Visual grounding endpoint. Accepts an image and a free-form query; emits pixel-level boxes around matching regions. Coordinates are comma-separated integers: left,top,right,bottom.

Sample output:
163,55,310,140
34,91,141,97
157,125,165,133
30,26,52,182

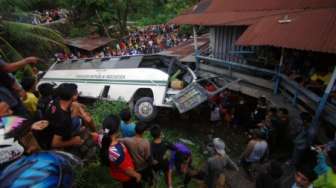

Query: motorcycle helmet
0,116,82,188
0,151,81,188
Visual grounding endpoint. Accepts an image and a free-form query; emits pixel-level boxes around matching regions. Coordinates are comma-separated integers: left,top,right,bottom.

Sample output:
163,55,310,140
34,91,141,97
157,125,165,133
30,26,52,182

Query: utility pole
274,48,285,94
310,66,336,140
193,25,200,71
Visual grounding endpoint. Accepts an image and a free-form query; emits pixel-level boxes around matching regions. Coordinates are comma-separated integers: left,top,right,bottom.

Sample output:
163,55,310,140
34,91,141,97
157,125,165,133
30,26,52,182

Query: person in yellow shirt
20,77,38,117
313,146,336,188
307,69,332,95
310,71,332,86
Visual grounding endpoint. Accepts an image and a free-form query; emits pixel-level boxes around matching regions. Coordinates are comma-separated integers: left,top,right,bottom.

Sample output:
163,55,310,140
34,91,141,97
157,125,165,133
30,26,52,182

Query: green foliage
68,25,92,38
135,0,198,26
0,36,23,61
87,100,129,129
58,0,198,36
0,0,58,14
0,0,68,62
1,21,67,60
75,162,120,188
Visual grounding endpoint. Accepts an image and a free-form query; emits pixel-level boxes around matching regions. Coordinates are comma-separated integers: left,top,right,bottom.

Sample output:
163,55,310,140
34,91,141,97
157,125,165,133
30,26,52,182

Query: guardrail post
274,48,285,95
273,66,282,94
193,26,200,72
292,87,299,106
310,66,336,141
195,50,200,72
229,62,233,77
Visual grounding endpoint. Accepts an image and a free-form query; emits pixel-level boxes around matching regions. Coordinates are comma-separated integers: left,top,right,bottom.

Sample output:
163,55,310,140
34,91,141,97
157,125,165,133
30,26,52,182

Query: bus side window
101,85,110,98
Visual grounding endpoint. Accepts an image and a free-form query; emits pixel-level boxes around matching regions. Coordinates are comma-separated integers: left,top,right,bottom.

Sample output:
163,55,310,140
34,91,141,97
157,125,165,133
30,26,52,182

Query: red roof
236,9,336,54
207,0,336,12
170,10,300,26
170,0,336,26
170,0,336,54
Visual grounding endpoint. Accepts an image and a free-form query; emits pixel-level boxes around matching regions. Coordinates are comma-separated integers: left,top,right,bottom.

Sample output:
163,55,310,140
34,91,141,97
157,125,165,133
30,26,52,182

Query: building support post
193,25,200,71
274,48,285,94
310,66,336,136
292,87,299,106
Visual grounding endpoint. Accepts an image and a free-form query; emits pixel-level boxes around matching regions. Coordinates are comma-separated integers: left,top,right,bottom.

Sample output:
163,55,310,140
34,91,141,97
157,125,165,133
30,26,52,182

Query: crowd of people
55,24,189,61
0,56,335,188
207,86,336,188
280,51,335,102
110,24,187,56
32,9,68,25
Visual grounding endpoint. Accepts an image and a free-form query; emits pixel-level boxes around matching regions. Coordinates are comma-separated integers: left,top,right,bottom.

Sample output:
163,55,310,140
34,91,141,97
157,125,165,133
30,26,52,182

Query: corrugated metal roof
170,0,336,54
170,10,300,26
208,0,336,12
236,9,336,54
170,0,336,26
66,36,112,51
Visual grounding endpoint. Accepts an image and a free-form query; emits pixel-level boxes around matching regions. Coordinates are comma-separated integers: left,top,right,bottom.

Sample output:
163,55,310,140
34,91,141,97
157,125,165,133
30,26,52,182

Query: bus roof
52,55,143,70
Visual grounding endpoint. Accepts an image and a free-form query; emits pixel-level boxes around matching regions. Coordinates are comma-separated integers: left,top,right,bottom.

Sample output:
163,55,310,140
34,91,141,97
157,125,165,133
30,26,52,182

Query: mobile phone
311,146,317,151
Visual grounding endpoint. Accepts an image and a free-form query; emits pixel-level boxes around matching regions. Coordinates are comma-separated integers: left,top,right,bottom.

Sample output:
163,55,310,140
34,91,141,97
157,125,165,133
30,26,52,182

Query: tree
58,0,139,36
0,0,67,62
0,20,67,61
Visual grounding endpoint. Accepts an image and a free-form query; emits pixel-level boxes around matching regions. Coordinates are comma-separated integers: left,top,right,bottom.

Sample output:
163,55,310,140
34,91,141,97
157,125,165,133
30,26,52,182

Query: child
169,142,193,188
120,122,152,184
313,146,336,188
119,108,136,137
150,125,174,187
94,114,141,188
20,77,38,117
292,165,317,188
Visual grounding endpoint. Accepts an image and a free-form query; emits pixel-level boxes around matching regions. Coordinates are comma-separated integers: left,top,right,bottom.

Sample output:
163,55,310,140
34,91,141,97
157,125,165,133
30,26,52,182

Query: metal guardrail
197,55,336,127
198,55,276,76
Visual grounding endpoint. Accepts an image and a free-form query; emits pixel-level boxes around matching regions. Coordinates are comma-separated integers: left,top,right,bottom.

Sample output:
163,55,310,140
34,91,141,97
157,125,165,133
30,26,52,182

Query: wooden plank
281,75,320,102
280,81,318,110
199,55,276,75
198,71,272,99
199,62,336,127
200,64,274,90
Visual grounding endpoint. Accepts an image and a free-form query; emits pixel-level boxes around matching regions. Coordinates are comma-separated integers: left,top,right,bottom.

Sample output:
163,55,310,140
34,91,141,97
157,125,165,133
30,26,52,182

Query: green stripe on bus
41,78,168,86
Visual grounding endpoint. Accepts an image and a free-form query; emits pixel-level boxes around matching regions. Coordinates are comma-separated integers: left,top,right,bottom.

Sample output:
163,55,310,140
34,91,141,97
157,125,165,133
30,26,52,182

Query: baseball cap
213,138,226,156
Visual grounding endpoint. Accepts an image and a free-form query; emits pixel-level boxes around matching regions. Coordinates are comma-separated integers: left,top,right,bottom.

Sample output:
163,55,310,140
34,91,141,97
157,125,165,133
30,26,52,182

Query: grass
76,101,206,188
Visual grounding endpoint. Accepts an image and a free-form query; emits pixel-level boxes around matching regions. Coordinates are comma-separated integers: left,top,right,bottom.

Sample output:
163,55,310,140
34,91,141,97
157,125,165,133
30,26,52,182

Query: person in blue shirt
119,108,136,137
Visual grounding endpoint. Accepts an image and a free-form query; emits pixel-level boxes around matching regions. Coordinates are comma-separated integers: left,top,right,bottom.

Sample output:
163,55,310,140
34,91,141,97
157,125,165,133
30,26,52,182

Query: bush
75,162,119,188
87,100,129,129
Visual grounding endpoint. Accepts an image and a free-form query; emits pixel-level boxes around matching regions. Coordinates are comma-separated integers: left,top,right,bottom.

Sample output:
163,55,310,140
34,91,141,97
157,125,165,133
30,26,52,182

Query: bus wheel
134,97,157,122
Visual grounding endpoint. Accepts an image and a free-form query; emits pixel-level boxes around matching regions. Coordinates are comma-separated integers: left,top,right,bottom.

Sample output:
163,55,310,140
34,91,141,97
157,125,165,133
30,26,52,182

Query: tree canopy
0,0,198,61
57,0,198,36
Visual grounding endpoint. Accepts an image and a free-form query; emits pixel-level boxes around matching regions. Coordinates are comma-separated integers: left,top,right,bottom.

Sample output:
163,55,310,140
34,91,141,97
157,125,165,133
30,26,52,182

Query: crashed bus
39,55,239,121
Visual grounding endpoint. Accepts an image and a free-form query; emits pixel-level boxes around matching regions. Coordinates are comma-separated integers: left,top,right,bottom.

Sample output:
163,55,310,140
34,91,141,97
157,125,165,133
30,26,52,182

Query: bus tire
134,97,157,122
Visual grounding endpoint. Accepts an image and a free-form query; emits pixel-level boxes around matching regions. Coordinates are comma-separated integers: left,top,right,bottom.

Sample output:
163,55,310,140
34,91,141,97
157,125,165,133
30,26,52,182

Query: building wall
209,26,248,60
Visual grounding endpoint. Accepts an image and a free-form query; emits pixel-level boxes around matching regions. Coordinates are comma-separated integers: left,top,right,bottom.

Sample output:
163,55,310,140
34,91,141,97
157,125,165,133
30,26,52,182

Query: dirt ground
154,102,295,188
154,106,257,188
